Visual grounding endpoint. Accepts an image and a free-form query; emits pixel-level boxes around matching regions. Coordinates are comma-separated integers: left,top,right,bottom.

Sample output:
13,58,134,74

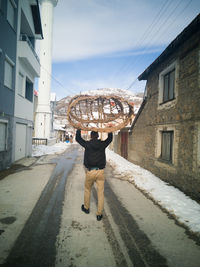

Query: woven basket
67,94,134,132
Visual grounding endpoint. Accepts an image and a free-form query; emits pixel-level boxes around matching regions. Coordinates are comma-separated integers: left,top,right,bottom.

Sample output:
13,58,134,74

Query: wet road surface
1,146,200,266
98,180,168,266
1,147,78,267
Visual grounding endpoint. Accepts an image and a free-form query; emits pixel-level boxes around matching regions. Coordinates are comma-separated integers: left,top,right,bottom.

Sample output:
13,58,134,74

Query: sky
39,0,200,100
32,143,200,235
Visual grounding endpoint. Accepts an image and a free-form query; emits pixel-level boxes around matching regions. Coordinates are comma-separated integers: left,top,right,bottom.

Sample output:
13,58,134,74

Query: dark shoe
81,204,90,214
96,215,103,221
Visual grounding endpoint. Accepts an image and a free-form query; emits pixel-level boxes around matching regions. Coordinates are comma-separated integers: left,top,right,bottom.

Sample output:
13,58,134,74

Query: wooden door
121,132,128,159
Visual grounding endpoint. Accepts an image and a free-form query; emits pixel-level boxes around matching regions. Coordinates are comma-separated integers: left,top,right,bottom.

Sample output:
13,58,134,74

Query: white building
14,0,43,161
34,0,58,139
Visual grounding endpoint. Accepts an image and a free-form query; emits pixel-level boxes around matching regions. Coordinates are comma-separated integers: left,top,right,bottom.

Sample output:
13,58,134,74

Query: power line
125,0,193,90
37,0,194,96
124,0,183,86
110,0,174,82
150,0,193,45
39,64,78,96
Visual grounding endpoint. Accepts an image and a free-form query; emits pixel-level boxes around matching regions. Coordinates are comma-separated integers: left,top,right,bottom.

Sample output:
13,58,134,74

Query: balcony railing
20,34,40,63
32,138,47,146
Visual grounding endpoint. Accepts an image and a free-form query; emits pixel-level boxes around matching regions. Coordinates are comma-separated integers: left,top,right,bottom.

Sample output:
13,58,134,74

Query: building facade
14,0,43,162
0,0,18,170
0,0,43,170
128,14,200,200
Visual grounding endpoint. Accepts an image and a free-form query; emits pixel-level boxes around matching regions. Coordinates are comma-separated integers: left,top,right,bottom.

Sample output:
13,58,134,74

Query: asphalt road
1,145,200,267
1,147,78,267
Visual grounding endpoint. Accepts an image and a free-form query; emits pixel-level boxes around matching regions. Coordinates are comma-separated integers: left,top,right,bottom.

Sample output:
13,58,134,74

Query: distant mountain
54,88,144,130
55,88,143,116
54,95,71,116
82,88,143,103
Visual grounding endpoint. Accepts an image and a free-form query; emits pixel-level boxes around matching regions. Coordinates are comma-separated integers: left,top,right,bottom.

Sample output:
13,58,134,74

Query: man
76,129,113,221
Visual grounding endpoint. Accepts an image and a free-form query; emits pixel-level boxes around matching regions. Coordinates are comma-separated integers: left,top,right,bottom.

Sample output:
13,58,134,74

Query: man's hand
76,123,81,130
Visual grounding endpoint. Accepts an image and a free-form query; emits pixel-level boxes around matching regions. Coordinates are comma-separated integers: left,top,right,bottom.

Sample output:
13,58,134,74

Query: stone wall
128,32,200,201
113,134,121,155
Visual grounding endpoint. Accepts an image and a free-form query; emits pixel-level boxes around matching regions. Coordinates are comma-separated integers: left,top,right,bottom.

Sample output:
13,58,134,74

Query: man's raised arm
75,129,86,147
103,132,113,147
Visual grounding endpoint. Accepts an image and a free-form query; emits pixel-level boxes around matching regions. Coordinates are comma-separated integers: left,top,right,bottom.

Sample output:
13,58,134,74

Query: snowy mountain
54,95,71,116
55,88,143,115
54,88,143,126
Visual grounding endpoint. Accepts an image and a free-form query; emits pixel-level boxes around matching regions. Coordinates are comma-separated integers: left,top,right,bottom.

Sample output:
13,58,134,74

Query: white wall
13,0,41,161
14,0,42,119
15,59,35,121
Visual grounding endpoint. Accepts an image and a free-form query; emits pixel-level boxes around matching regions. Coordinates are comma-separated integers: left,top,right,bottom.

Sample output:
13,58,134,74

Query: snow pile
53,122,65,131
31,142,200,235
32,142,71,157
106,149,200,235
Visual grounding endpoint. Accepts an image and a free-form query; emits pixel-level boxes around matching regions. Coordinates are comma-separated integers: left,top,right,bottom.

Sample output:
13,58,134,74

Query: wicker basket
67,94,134,132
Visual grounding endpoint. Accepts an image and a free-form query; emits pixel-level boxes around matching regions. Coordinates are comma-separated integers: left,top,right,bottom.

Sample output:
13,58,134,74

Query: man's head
91,131,99,140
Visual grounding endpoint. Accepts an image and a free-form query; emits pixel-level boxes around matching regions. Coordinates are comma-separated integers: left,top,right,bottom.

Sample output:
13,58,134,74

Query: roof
138,13,200,81
130,97,147,131
53,123,66,131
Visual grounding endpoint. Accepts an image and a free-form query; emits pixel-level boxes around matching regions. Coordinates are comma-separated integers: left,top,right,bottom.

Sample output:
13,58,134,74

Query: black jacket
76,130,113,169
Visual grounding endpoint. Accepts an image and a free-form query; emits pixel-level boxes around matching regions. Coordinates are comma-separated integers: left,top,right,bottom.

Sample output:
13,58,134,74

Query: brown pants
84,169,105,215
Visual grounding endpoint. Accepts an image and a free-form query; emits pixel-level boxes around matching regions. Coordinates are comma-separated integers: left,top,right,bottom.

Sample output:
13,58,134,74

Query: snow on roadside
31,143,200,235
32,142,71,157
106,149,200,235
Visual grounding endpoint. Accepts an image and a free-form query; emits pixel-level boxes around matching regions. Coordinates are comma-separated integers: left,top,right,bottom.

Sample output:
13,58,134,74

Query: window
163,69,175,103
25,78,33,102
4,57,14,89
18,72,25,96
0,121,8,151
7,0,16,29
196,122,200,169
161,131,173,162
158,61,177,108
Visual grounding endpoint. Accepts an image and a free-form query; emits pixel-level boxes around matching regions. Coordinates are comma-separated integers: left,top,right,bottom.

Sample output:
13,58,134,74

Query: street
0,145,200,267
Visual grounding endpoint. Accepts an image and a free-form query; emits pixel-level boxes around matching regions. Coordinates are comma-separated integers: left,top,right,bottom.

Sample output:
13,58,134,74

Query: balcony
18,34,40,77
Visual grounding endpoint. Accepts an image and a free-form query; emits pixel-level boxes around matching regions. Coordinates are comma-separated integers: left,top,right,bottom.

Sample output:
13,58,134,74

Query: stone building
128,14,200,200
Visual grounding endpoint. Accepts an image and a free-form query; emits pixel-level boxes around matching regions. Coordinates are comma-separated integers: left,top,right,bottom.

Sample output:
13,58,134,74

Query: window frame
18,71,25,97
155,125,178,169
0,0,2,12
4,55,15,90
7,0,16,29
158,61,178,109
163,69,175,103
0,120,8,152
193,122,200,172
198,124,200,169
25,77,33,102
161,131,174,163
